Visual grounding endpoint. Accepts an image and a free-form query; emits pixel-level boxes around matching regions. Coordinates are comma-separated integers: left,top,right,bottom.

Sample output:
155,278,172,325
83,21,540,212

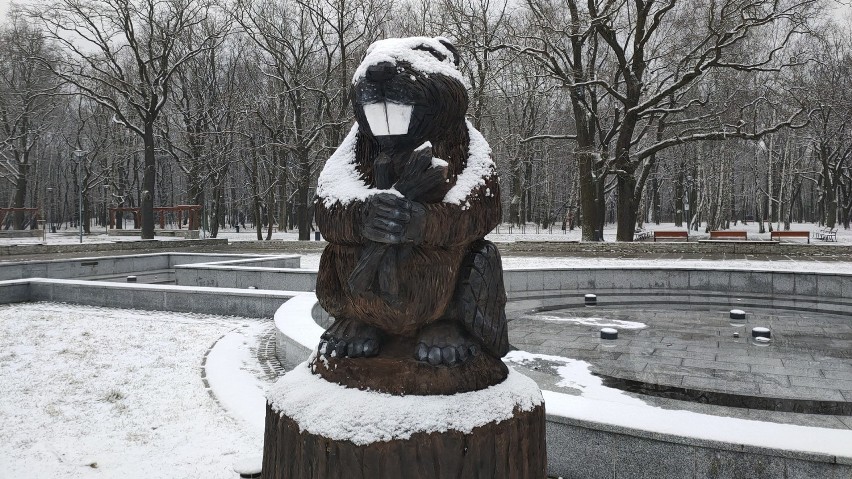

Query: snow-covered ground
0,303,265,478
3,221,848,246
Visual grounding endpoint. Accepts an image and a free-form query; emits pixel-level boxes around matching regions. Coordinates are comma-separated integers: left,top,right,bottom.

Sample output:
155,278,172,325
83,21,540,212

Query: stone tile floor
509,303,852,427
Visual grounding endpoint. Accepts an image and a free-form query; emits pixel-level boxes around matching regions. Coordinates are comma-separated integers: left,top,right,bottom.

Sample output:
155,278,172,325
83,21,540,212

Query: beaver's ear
437,38,460,66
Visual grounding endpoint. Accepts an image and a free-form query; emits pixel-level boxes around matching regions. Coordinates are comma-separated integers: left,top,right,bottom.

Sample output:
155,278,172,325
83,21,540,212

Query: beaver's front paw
414,321,480,366
318,317,382,358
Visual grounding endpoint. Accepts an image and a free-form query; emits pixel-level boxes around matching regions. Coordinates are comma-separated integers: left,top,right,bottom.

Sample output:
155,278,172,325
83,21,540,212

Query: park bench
634,231,652,241
653,230,689,242
814,227,837,242
709,230,748,240
770,231,809,243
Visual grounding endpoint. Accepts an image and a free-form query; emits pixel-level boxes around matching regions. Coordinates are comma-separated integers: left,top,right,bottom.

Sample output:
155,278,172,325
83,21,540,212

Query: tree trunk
12,162,29,230
266,187,275,241
575,149,599,241
277,147,288,232
297,148,311,241
509,158,521,226
615,172,637,241
674,171,684,227
83,193,91,234
141,121,156,239
263,401,546,479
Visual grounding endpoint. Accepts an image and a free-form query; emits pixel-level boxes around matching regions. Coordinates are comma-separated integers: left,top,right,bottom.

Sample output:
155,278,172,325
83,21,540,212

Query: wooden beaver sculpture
313,37,509,394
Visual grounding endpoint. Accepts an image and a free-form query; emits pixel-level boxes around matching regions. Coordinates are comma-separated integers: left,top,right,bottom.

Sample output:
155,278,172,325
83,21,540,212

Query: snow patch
0,303,261,477
204,322,269,434
443,121,495,205
315,125,403,208
266,362,542,445
532,315,647,330
273,293,324,350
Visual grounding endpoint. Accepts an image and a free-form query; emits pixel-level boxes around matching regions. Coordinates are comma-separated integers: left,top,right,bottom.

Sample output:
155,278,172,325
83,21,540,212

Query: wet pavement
509,303,852,422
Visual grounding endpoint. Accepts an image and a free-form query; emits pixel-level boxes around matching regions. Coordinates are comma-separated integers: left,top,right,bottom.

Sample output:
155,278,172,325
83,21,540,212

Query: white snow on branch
266,360,542,445
352,37,468,88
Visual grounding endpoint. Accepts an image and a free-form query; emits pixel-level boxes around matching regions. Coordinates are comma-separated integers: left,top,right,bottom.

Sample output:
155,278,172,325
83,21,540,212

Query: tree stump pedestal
261,360,547,479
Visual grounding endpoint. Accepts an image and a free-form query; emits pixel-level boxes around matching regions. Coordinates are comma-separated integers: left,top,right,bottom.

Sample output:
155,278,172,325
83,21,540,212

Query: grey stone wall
504,267,852,300
0,254,171,281
547,415,851,479
497,240,852,257
0,252,290,282
1,278,293,318
173,267,316,291
0,238,227,257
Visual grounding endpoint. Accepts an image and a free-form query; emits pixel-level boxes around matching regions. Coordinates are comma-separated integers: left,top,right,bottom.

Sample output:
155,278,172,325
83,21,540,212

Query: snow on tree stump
262,363,546,479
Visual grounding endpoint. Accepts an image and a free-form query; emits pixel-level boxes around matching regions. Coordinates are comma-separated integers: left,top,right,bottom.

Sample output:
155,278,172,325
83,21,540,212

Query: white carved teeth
363,102,413,136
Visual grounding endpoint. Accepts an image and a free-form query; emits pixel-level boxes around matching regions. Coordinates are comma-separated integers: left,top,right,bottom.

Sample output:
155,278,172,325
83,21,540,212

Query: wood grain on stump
262,402,547,479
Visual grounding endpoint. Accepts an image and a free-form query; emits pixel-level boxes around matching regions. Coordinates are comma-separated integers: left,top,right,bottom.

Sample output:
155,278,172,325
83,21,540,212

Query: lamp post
683,175,692,231
103,184,110,234
46,187,54,241
74,150,86,243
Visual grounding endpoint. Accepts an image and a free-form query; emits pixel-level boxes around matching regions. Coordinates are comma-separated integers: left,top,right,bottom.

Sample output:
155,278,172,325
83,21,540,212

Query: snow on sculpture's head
351,37,469,150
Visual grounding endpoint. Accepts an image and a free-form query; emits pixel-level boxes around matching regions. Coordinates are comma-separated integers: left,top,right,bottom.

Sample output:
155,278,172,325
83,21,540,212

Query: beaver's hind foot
318,317,382,358
414,321,479,367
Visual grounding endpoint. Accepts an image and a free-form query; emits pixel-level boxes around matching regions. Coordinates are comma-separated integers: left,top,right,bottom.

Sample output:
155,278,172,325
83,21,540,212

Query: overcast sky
0,0,849,32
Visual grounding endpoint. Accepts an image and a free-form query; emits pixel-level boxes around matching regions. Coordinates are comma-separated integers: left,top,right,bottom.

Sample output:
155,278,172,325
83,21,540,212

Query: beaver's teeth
364,102,390,136
364,102,413,136
386,103,413,135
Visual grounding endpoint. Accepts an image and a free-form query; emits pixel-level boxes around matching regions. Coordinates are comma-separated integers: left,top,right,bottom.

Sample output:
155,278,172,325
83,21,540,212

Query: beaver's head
351,37,469,151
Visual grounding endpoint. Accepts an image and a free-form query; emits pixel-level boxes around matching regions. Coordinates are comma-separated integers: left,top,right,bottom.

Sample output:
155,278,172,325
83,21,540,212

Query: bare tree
31,0,225,238
0,12,60,229
234,0,382,240
501,0,609,240
806,26,852,227
587,0,816,240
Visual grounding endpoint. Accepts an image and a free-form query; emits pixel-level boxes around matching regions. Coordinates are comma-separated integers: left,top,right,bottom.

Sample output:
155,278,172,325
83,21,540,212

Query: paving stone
611,370,684,387
749,364,823,378
712,370,790,387
784,358,852,371
595,359,647,373
682,358,750,372
757,384,845,401
746,349,814,360
837,415,852,429
721,354,784,367
789,376,852,390
681,376,759,394
652,348,717,360
540,338,580,349
640,354,684,366
645,363,715,378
